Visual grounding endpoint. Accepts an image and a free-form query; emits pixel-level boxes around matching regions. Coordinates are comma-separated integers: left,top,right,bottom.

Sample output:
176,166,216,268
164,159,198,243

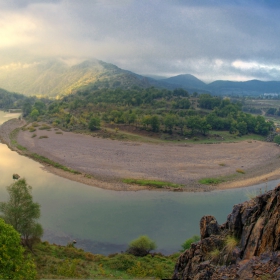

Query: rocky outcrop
173,185,280,279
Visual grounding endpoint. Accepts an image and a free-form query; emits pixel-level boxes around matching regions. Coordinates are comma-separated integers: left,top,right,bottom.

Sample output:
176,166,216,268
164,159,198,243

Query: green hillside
0,59,166,98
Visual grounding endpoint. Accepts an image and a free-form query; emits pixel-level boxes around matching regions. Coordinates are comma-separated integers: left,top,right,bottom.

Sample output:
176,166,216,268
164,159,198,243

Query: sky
1,0,280,82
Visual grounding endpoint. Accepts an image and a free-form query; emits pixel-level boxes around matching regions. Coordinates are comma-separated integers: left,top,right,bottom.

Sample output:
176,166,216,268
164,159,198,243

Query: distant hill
0,58,280,97
161,74,207,90
207,80,280,95
0,59,176,97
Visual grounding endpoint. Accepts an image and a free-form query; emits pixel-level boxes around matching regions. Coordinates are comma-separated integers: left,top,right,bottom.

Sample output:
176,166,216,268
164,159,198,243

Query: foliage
0,179,43,249
181,235,200,251
0,218,37,279
21,86,273,141
274,135,280,145
88,116,101,131
32,241,176,279
199,177,225,185
127,235,157,256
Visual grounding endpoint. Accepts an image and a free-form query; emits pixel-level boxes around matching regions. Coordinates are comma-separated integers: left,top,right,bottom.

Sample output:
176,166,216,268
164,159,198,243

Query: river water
0,111,279,255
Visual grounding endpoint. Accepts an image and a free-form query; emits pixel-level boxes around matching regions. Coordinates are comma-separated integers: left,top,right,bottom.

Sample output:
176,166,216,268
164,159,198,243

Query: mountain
1,57,280,97
161,74,207,90
173,185,280,279
207,79,280,95
0,59,176,97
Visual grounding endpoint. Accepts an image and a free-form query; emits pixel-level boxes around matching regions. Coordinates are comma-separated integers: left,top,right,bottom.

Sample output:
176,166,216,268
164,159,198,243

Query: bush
127,235,156,256
88,117,101,131
274,135,280,145
181,235,200,251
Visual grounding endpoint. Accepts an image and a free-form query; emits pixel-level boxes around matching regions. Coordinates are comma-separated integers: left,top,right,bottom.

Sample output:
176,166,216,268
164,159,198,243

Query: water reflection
0,112,279,255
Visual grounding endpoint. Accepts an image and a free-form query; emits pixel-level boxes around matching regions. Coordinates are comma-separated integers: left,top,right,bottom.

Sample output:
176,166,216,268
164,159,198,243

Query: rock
12,173,20,180
173,184,280,279
200,216,220,239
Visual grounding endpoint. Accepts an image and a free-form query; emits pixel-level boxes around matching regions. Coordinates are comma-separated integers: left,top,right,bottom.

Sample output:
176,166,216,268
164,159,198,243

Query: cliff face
173,185,280,280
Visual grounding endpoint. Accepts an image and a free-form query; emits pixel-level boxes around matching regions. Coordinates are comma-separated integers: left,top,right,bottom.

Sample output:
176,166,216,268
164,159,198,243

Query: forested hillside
22,86,273,140
0,88,29,110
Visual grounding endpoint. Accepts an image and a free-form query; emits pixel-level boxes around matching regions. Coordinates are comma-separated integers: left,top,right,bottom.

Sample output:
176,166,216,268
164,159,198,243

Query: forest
18,86,273,139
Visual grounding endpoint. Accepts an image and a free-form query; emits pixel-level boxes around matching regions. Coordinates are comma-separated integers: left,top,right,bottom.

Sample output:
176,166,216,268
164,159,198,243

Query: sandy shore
1,119,280,192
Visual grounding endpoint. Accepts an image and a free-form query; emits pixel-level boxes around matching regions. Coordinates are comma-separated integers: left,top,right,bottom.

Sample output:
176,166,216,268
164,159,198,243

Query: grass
246,190,258,200
207,248,220,263
31,133,37,138
39,135,48,139
39,124,52,130
28,127,36,132
30,153,81,174
236,169,245,174
123,178,183,188
32,241,178,279
55,131,63,134
199,177,225,185
224,235,239,253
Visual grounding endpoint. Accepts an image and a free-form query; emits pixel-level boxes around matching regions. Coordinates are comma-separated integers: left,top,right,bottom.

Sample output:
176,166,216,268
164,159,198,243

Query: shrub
127,235,156,256
236,169,245,174
181,235,200,251
274,135,280,145
107,254,136,270
225,235,239,253
207,248,220,263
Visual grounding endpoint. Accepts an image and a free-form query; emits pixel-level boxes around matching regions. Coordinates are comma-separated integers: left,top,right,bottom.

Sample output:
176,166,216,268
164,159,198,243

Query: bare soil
10,122,280,192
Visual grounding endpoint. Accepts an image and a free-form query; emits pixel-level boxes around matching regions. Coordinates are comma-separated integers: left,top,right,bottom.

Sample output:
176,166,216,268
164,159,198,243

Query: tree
30,108,39,121
88,116,101,131
181,235,200,251
127,235,157,256
0,218,37,279
150,115,160,132
0,179,43,249
274,135,280,145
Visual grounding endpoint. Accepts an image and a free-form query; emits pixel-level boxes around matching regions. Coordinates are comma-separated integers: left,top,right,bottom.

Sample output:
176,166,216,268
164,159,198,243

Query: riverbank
1,119,280,192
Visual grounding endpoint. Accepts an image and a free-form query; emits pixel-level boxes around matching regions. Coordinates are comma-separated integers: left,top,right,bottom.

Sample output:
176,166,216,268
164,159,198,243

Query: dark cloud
0,0,280,80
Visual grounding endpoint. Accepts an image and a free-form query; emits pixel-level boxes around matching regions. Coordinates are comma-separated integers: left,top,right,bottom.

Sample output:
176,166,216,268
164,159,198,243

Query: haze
1,0,280,82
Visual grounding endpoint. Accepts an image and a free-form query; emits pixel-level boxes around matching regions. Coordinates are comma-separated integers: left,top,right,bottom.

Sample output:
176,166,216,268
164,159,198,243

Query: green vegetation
30,153,81,174
236,169,246,174
0,179,43,249
32,241,178,279
274,135,280,144
0,219,37,279
123,178,182,188
181,235,200,251
127,235,157,257
224,235,239,253
207,248,220,263
20,87,273,143
199,177,225,185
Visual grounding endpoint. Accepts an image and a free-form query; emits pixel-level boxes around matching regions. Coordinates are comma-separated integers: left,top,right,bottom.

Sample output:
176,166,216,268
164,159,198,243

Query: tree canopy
0,179,43,249
0,218,37,279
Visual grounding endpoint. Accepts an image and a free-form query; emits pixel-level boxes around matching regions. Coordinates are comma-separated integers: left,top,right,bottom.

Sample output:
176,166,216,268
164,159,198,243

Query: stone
173,184,280,279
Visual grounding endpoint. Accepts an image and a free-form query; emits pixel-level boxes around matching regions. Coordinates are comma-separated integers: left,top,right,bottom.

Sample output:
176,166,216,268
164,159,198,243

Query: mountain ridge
0,58,280,97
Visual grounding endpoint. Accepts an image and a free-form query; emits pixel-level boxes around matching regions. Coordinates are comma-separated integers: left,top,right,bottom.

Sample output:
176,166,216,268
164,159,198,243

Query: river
0,111,279,255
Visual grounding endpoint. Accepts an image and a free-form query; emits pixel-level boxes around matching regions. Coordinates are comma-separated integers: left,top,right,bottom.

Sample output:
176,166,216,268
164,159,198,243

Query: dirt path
2,121,277,192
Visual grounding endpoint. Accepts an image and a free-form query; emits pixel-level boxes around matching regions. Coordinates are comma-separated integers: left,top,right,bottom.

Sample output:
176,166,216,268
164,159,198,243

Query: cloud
0,0,280,81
